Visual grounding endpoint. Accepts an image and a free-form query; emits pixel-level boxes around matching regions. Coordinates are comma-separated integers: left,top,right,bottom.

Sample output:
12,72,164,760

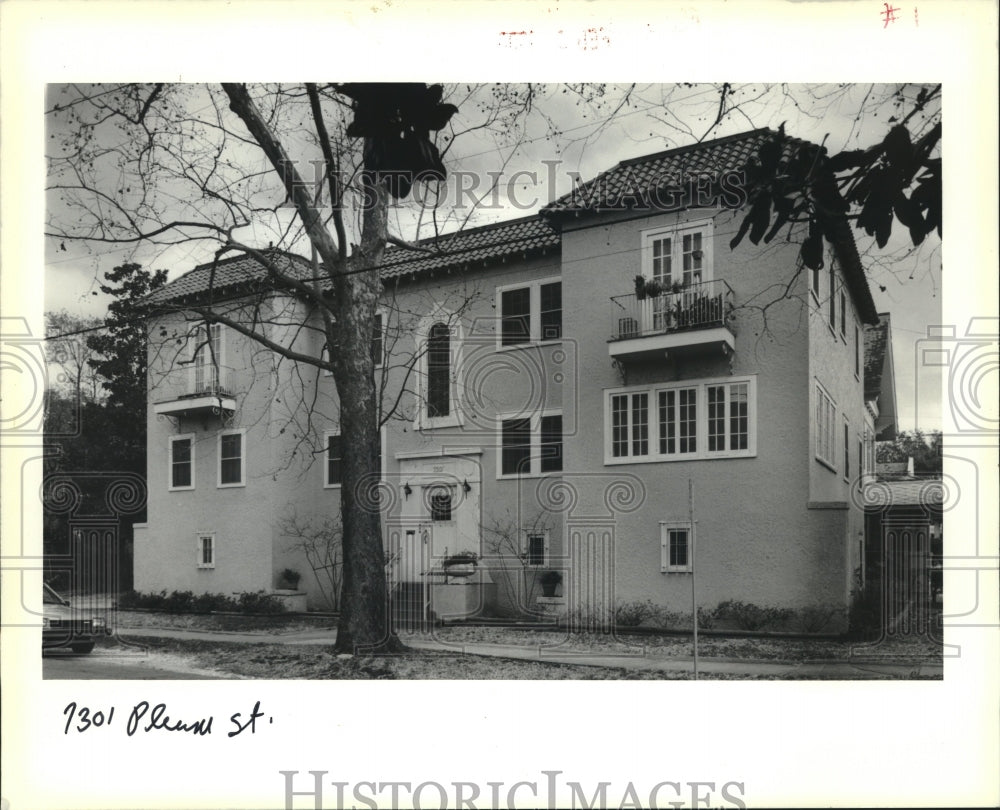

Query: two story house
133,128,881,629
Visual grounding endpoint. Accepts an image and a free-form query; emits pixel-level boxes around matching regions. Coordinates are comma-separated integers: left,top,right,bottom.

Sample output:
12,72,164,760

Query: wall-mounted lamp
403,482,412,499
462,479,472,494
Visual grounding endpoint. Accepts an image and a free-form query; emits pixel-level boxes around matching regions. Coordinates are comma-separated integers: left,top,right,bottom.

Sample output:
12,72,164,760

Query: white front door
395,455,481,581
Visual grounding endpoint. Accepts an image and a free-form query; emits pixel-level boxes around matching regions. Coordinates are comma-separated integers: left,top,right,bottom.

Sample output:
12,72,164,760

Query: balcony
608,279,735,362
153,365,237,418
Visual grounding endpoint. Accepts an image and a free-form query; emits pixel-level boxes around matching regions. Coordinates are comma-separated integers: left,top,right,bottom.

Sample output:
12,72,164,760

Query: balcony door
193,323,223,394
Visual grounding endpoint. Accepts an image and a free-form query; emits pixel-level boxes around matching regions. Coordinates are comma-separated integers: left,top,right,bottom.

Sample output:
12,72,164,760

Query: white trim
842,415,851,483
324,428,342,489
640,219,714,286
168,434,195,491
495,275,563,350
217,428,246,488
659,521,692,573
496,407,563,479
372,308,387,369
522,529,550,568
394,447,484,460
607,325,735,360
603,376,756,465
815,380,837,472
196,532,216,569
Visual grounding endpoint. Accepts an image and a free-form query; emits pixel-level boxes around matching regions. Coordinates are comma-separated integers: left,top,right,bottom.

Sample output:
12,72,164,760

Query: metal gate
882,520,931,635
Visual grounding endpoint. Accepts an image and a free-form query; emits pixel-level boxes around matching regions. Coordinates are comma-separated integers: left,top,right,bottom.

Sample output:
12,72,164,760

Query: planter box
535,596,567,617
271,590,307,613
431,581,495,620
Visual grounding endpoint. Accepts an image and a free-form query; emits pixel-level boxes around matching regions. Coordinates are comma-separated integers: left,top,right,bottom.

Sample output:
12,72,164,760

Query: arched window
427,322,450,418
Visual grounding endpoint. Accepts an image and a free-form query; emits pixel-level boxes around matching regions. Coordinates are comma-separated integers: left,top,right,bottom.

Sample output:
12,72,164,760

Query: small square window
430,489,453,522
197,535,215,569
525,533,547,567
661,524,691,572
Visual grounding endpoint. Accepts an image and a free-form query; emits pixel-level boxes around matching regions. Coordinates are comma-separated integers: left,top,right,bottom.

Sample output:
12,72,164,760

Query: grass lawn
114,610,942,679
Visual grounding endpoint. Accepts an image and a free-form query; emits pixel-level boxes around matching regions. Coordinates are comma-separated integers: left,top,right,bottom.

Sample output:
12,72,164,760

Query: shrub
614,599,657,627
162,590,195,613
848,588,883,640
192,592,238,613
117,589,285,615
795,604,844,634
236,590,286,615
713,600,793,631
696,605,717,630
117,590,141,609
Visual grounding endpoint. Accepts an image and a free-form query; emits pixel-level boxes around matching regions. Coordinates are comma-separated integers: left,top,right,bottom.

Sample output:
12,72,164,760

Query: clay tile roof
864,314,891,401
146,250,314,305
148,216,559,305
541,128,814,214
379,214,558,279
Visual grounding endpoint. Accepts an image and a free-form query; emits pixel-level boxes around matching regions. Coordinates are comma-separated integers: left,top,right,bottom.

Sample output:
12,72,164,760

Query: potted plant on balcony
643,278,664,299
539,569,563,597
634,274,647,300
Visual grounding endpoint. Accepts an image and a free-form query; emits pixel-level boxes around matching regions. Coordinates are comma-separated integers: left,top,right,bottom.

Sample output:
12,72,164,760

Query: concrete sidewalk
117,626,943,679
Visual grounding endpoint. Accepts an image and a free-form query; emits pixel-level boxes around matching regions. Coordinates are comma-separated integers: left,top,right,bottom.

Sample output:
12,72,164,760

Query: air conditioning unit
618,317,639,339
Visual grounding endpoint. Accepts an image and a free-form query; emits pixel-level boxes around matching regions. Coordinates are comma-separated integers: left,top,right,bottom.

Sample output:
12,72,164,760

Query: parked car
42,583,111,654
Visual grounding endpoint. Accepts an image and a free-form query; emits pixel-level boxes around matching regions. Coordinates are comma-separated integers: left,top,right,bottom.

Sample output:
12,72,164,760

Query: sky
43,82,943,431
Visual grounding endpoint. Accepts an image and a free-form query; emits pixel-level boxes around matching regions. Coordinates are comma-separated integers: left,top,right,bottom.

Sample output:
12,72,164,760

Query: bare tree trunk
330,181,402,652
223,84,402,653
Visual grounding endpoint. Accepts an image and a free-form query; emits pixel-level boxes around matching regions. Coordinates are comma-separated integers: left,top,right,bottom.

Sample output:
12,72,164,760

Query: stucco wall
557,206,849,615
137,210,871,623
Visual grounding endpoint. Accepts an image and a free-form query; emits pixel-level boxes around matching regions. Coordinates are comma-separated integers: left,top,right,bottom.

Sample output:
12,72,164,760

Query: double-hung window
500,411,563,477
660,522,692,573
501,418,532,476
843,417,851,481
815,383,837,470
325,430,343,487
218,430,245,487
498,279,562,347
169,435,194,490
607,377,755,463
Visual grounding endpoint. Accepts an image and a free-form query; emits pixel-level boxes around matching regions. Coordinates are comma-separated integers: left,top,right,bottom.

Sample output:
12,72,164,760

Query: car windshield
43,584,65,605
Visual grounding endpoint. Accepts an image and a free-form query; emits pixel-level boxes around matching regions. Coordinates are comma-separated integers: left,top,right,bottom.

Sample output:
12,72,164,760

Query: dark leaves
339,83,459,199
800,218,824,270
